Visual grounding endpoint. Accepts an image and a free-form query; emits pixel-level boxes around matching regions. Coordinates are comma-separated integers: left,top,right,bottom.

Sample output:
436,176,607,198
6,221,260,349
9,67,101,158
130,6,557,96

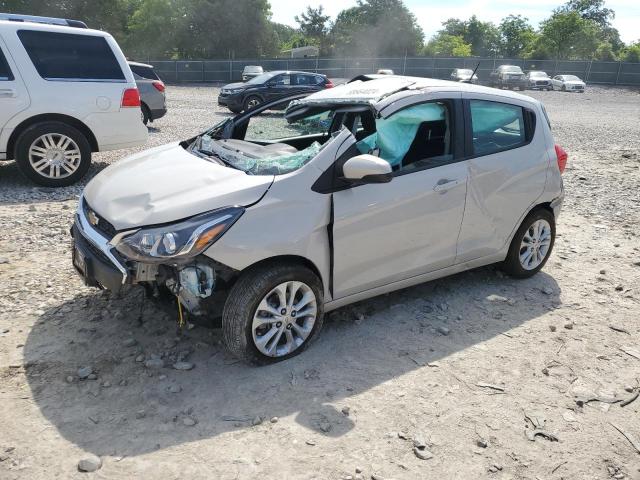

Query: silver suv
71,75,567,364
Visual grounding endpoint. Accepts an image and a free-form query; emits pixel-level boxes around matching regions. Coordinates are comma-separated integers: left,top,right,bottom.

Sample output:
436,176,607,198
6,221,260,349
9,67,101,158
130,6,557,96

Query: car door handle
433,179,461,192
0,88,15,98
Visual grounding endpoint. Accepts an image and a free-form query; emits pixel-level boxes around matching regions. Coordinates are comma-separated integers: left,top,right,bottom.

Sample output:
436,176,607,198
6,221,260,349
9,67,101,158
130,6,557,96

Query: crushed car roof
288,75,538,112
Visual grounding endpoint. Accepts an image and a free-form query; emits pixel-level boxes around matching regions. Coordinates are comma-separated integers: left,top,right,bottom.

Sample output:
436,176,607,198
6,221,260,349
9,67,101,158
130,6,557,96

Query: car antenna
464,62,480,84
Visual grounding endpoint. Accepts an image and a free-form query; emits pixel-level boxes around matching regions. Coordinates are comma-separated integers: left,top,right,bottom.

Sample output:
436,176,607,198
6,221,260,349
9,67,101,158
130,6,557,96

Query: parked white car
551,74,586,92
0,14,147,186
71,76,567,363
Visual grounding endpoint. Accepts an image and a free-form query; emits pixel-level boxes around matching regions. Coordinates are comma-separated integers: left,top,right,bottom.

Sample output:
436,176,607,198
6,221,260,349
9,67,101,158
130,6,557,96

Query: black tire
561,85,566,92
14,121,92,187
141,103,151,125
519,86,525,91
501,208,556,278
222,262,324,364
243,95,262,112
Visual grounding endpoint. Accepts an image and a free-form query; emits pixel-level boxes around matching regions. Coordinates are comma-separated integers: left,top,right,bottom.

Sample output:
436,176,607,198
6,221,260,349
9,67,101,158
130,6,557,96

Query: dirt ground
1,84,639,480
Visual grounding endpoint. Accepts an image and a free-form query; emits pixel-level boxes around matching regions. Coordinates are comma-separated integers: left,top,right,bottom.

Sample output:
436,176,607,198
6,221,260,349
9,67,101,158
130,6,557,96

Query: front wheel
222,262,324,364
501,209,556,278
14,121,91,187
243,95,262,111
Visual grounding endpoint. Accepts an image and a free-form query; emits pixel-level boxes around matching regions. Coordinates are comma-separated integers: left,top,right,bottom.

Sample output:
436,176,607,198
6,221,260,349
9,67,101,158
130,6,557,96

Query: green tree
559,0,614,29
535,11,600,59
294,6,331,54
499,15,536,58
423,34,472,57
330,0,424,57
127,0,181,60
174,0,278,58
621,41,640,63
560,0,622,54
438,15,499,56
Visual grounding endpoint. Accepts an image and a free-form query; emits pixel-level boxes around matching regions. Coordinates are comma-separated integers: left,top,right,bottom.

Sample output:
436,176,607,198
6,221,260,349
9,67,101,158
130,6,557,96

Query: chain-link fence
147,57,640,85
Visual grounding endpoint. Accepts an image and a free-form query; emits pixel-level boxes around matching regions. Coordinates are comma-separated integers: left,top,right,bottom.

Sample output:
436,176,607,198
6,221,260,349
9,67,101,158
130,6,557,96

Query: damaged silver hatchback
71,75,567,363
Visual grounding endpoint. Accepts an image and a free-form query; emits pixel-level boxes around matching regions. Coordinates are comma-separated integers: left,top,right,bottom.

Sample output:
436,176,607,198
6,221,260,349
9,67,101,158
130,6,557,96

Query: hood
222,82,247,90
564,80,585,85
83,142,273,230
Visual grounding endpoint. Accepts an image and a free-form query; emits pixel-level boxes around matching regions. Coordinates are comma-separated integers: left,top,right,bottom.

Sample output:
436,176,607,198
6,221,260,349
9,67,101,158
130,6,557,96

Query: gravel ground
1,84,640,479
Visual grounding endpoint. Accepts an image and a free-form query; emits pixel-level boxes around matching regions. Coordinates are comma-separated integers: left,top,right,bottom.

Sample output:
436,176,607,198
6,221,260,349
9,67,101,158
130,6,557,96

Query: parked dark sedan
218,71,333,113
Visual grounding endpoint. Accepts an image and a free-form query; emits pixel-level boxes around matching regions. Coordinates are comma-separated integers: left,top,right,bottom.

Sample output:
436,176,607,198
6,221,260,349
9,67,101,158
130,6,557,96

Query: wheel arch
239,255,325,291
7,114,99,160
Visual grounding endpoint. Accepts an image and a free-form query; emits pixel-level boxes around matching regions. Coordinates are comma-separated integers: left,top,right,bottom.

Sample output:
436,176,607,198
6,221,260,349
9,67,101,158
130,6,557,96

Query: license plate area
73,246,86,275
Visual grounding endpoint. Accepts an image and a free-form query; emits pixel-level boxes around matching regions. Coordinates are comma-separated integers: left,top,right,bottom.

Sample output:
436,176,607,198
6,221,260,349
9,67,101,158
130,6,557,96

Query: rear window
0,47,13,80
470,100,527,156
18,30,125,81
130,64,159,80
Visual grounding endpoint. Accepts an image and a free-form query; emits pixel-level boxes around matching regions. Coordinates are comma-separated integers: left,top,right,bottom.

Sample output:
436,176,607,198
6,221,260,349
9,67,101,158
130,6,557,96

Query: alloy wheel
246,98,260,109
252,281,317,357
28,133,82,179
519,219,552,270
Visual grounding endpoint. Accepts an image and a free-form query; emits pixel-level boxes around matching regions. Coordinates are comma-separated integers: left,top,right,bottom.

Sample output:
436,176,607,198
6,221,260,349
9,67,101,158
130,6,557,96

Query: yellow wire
177,296,184,328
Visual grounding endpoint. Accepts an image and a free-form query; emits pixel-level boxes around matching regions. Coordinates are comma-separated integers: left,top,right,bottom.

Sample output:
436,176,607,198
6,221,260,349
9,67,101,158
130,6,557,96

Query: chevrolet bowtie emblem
87,210,99,226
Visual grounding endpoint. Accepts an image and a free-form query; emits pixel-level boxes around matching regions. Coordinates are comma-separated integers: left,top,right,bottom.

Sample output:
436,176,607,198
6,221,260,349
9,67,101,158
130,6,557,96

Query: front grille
82,199,117,240
536,80,549,85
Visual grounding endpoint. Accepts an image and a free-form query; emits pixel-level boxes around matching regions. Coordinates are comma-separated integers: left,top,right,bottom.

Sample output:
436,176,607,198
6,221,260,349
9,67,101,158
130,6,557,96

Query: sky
268,0,639,44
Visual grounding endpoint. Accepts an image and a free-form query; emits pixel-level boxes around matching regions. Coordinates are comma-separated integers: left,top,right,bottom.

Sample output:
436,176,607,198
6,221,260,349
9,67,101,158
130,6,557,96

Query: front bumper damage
71,197,237,317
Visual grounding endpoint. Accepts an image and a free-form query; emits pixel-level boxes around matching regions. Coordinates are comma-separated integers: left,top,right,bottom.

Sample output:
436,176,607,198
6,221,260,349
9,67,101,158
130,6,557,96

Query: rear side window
0,47,13,81
470,100,528,156
130,64,159,80
293,74,322,86
18,30,125,81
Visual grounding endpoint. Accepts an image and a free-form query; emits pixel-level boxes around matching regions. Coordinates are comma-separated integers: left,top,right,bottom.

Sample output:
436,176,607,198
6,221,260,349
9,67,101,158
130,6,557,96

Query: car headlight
114,207,244,263
225,88,244,94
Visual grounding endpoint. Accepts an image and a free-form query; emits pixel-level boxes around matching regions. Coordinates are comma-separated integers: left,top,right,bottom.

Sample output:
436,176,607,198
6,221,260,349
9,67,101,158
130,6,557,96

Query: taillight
325,79,334,88
121,88,141,108
555,144,568,174
152,80,165,93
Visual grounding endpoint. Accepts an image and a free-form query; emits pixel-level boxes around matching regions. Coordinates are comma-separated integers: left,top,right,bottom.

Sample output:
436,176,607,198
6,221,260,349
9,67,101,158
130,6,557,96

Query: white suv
0,14,147,186
72,75,566,363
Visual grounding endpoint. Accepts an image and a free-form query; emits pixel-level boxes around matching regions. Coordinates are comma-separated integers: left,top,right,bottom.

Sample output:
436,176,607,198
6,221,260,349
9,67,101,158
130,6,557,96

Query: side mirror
342,154,392,184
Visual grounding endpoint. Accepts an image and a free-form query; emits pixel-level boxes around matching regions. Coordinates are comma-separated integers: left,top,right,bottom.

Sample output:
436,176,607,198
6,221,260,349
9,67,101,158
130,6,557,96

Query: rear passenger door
456,96,548,263
0,35,30,157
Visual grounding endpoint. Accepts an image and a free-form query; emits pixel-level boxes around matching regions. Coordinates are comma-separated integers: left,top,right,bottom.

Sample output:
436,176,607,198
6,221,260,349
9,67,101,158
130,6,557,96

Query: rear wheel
14,121,91,187
141,103,151,125
222,262,324,364
501,209,555,278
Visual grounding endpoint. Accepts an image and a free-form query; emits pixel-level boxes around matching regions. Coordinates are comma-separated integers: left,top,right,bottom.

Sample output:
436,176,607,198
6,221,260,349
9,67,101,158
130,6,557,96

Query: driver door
331,96,468,299
264,73,292,102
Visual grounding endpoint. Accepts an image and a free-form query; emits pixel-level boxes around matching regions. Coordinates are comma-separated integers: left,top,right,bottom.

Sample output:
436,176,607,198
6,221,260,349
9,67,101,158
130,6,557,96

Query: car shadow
23,266,561,457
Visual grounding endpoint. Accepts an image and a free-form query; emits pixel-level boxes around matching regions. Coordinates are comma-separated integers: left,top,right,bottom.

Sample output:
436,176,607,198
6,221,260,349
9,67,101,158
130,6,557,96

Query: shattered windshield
564,75,581,81
192,107,334,176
